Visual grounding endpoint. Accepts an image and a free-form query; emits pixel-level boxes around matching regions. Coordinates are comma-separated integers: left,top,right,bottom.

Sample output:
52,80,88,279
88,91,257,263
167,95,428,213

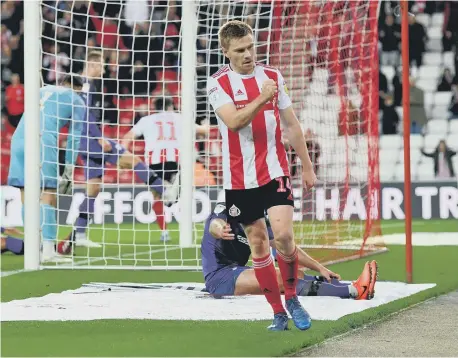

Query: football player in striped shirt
207,20,317,330
122,97,209,242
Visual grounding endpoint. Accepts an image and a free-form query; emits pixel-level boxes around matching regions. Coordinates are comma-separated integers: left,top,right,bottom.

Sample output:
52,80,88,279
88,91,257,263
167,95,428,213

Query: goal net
34,0,383,269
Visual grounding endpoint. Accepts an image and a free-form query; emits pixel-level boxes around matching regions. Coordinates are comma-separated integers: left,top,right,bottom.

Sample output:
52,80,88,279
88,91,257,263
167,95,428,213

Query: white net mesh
38,0,382,269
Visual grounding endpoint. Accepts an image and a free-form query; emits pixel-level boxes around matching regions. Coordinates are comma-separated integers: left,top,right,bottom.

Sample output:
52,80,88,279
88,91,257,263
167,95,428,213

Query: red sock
153,201,166,230
253,253,285,315
276,247,299,300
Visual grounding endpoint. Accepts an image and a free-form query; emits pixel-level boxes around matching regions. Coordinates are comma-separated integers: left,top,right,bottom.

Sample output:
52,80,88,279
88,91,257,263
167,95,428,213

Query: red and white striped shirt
132,112,181,165
207,63,292,190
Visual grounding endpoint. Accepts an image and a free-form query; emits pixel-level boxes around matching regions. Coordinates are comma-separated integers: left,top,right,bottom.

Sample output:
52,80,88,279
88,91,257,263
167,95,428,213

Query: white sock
42,240,55,257
349,284,358,298
75,232,86,241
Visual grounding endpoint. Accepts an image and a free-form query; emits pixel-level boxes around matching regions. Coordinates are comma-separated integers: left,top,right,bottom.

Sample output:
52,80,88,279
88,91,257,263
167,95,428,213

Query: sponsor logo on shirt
235,89,245,97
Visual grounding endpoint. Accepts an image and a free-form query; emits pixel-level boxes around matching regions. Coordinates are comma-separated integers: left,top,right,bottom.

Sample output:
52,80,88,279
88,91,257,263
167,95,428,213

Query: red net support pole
401,0,413,284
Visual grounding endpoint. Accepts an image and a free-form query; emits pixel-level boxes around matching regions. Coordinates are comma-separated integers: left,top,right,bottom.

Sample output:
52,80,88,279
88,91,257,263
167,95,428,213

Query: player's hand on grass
58,166,74,195
319,267,341,282
302,167,317,189
99,138,112,152
260,79,277,103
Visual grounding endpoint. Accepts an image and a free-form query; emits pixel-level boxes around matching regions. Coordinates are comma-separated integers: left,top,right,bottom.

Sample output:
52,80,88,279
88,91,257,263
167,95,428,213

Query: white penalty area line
1,269,25,278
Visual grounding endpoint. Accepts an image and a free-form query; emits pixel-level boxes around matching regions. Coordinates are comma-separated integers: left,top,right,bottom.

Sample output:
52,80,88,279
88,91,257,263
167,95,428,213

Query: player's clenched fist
260,79,277,103
302,167,317,189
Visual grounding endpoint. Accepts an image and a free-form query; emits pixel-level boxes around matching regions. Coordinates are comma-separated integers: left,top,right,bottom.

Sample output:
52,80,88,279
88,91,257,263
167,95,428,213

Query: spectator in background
442,1,458,52
381,95,399,135
437,68,455,92
408,14,427,68
393,68,403,106
42,44,70,84
379,70,388,110
421,140,456,178
449,85,458,120
409,77,427,133
5,74,24,128
379,14,401,66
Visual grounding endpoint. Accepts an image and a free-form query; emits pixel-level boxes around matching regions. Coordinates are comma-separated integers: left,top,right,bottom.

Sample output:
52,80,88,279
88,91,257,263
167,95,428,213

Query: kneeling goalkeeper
201,203,378,299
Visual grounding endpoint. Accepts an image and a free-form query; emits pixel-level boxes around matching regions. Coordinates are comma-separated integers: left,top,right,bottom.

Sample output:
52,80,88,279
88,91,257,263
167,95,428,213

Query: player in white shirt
206,20,318,332
122,98,208,242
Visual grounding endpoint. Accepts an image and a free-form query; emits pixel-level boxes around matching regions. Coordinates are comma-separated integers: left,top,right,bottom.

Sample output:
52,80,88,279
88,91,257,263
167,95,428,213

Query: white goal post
23,0,383,271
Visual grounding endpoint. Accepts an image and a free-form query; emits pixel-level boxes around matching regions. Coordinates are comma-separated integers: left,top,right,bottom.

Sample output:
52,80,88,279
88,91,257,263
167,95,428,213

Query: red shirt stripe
217,75,245,189
264,70,290,177
242,77,271,186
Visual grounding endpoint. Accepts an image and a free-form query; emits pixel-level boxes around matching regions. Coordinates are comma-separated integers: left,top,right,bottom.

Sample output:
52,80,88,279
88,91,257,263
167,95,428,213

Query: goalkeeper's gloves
59,165,74,195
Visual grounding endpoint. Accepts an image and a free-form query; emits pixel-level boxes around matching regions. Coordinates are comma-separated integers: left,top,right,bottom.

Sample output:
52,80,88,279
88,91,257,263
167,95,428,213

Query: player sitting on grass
66,52,176,249
1,227,24,255
7,74,86,262
201,203,378,300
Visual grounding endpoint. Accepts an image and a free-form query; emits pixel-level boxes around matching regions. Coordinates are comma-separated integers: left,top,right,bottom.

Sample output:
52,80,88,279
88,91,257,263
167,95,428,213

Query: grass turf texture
1,219,457,357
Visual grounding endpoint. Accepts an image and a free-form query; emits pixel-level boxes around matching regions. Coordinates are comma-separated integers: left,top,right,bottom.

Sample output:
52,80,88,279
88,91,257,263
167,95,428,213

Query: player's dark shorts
149,161,178,183
80,139,126,180
225,176,294,225
205,265,251,296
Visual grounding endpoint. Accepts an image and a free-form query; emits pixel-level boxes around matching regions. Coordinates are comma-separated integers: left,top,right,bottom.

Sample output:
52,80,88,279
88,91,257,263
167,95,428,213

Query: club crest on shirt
228,204,241,217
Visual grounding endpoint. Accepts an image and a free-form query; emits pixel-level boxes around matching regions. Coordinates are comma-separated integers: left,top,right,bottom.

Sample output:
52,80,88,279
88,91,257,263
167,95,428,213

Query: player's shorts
7,134,59,189
205,265,251,296
80,139,126,180
225,176,294,225
149,161,178,183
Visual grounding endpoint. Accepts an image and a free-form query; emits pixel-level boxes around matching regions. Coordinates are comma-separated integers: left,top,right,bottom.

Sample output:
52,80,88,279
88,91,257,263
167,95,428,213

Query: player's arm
65,95,86,166
195,123,210,137
279,112,313,172
207,76,274,132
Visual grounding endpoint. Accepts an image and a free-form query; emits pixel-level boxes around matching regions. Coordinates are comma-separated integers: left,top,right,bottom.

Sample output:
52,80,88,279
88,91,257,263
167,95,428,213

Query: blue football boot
267,312,289,331
286,296,312,330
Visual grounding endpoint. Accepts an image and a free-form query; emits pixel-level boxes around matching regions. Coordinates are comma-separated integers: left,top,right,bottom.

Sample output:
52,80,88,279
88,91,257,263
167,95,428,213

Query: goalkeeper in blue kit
7,74,86,262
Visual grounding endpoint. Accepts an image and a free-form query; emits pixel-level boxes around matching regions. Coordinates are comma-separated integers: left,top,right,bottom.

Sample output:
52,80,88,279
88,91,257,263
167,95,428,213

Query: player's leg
235,269,357,298
226,187,287,331
118,152,173,241
8,137,68,262
265,176,311,330
148,162,170,242
1,234,24,255
71,154,103,248
118,150,163,194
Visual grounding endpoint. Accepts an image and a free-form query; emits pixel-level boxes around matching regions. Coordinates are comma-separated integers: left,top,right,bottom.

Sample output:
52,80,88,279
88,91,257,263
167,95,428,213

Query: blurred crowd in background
1,0,456,183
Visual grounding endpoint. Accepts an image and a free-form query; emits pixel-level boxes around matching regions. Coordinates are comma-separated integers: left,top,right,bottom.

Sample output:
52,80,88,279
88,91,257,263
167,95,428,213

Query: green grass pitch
1,219,457,357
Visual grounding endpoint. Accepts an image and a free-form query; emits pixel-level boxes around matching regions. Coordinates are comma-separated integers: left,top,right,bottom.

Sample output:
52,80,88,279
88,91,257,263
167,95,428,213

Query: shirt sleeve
277,71,293,110
206,76,233,111
65,95,86,165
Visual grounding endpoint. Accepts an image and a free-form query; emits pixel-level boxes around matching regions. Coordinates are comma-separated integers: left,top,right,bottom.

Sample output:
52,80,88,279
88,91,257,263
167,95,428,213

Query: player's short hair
218,20,253,49
155,97,173,111
87,50,103,62
61,73,84,89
